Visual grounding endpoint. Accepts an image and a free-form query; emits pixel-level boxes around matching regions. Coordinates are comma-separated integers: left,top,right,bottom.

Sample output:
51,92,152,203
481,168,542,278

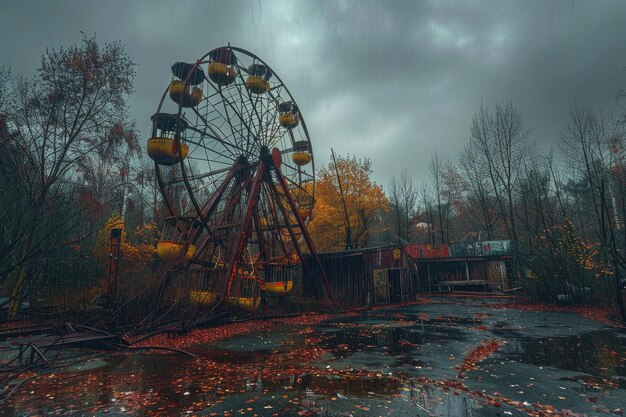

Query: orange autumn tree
309,154,389,252
90,213,157,299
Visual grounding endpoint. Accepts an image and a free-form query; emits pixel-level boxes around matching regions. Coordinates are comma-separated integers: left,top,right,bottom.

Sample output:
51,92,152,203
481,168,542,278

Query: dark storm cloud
1,0,625,186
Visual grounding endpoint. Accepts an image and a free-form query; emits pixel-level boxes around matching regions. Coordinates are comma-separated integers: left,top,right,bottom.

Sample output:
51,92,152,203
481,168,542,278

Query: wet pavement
1,297,625,416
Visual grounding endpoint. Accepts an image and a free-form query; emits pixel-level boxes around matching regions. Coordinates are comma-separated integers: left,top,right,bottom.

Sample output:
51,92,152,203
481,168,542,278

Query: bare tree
429,151,449,244
458,143,499,239
560,104,626,319
465,102,528,288
387,168,418,242
418,182,436,245
1,35,136,317
472,103,527,241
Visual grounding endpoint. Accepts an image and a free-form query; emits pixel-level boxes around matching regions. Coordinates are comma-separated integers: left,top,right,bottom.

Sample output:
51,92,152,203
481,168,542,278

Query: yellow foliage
309,154,389,252
93,213,157,275
540,219,613,277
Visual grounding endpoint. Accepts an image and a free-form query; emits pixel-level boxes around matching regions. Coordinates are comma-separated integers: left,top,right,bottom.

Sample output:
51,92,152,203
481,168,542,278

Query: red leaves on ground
420,294,624,328
488,301,625,328
134,314,330,350
455,339,505,378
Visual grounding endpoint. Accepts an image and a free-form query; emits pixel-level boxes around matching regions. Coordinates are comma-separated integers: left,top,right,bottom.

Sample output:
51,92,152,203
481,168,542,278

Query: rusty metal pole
108,228,122,303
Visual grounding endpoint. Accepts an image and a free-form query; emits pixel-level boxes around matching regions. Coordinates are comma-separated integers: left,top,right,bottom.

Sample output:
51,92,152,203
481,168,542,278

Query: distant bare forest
385,101,626,319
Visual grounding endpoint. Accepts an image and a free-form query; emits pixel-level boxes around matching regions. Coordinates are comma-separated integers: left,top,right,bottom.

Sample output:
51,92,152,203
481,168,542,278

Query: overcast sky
1,0,625,186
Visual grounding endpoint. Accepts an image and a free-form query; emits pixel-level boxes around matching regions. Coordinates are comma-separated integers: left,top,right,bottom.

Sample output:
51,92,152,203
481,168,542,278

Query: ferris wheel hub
235,155,250,182
271,147,282,168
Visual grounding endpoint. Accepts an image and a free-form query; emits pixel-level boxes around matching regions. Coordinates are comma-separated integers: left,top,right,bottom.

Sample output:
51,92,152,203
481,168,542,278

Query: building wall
304,246,417,306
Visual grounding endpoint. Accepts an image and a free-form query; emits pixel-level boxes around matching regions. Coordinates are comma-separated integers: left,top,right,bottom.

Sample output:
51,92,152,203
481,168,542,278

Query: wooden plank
31,332,119,349
0,324,57,339
438,280,492,286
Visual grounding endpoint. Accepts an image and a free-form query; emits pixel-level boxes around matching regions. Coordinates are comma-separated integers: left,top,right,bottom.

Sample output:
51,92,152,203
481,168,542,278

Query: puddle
2,303,625,416
199,348,274,364
502,330,626,378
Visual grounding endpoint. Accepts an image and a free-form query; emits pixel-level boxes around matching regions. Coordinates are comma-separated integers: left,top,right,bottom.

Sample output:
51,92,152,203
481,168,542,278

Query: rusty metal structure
147,46,330,316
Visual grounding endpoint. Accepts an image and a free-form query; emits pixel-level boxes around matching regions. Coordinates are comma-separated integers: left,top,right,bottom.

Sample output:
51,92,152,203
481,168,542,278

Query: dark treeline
387,101,626,319
0,36,159,319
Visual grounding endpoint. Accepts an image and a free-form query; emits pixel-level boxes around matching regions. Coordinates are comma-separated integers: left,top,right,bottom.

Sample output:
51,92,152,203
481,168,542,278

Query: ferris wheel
147,46,328,312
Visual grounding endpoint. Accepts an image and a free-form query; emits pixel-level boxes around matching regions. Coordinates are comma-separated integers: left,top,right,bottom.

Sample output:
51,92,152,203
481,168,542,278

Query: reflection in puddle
502,330,626,378
323,315,468,351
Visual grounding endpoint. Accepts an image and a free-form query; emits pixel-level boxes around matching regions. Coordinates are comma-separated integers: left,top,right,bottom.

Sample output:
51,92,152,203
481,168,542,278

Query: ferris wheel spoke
261,182,284,231
187,110,247,158
202,88,222,102
267,83,284,94
186,155,233,166
236,94,261,155
231,73,267,155
165,165,235,187
184,138,237,165
238,60,282,154
280,172,310,195
200,143,225,190
277,153,313,181
264,109,284,149
199,102,241,146
265,88,292,149
184,125,247,161
187,109,231,143
215,84,255,153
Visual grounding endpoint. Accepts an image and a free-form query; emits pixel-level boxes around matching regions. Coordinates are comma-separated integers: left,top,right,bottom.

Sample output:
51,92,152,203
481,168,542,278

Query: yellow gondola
208,47,238,86
279,113,300,129
147,137,189,165
168,81,202,107
246,76,269,94
189,290,218,306
148,113,190,165
292,152,311,166
266,280,293,294
291,140,311,166
278,101,300,129
208,62,237,85
156,240,196,261
227,296,260,311
246,64,271,94
265,264,295,295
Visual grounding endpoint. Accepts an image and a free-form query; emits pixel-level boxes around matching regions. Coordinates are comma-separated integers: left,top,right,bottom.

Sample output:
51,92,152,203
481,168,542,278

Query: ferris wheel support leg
251,207,271,264
186,167,238,265
267,178,308,270
199,167,237,223
273,165,332,301
225,161,266,297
